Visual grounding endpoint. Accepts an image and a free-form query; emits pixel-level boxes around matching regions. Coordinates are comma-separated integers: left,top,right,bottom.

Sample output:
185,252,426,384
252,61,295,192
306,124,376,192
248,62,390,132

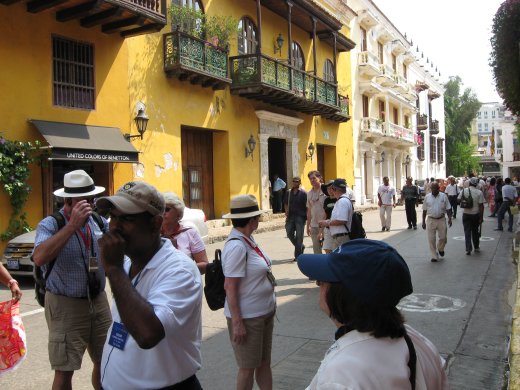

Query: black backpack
204,238,246,311
33,211,104,307
344,197,367,240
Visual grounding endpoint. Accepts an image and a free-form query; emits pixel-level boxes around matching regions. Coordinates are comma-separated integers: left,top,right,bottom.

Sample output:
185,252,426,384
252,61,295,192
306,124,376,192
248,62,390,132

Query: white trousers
380,205,393,229
427,217,447,259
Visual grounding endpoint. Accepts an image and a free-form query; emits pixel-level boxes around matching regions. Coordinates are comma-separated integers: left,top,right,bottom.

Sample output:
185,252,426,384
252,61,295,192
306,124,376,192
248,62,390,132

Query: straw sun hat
222,194,263,219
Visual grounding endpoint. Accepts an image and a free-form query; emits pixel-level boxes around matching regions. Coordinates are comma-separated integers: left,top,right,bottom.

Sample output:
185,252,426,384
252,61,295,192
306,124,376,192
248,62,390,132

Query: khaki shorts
45,291,111,371
227,311,275,368
322,227,334,251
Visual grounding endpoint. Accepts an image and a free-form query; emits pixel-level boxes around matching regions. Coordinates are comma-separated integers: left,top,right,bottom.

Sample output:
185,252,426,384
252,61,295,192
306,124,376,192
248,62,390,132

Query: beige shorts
227,311,275,368
45,291,111,371
322,227,334,251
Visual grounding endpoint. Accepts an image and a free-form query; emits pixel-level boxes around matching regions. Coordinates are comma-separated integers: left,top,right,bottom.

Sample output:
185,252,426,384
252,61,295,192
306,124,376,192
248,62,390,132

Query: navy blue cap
332,178,347,189
297,239,413,307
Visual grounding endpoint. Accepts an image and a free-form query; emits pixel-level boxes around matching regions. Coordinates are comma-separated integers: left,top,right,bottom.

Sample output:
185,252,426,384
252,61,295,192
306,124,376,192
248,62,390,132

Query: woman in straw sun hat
221,195,277,390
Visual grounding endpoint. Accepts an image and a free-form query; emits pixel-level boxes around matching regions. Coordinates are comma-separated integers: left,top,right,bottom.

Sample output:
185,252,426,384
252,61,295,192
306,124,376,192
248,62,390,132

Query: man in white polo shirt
97,181,203,390
377,176,396,231
495,177,518,232
318,179,353,250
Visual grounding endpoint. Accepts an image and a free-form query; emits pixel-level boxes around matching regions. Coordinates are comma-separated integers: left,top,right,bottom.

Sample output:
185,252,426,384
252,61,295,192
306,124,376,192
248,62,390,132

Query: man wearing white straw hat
32,169,111,390
222,194,276,390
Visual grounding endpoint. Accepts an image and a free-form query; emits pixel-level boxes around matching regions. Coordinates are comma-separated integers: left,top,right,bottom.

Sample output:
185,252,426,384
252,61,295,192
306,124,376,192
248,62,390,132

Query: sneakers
474,247,480,252
466,250,471,255
494,228,503,231
431,258,438,262
407,225,412,229
439,250,445,257
413,226,417,230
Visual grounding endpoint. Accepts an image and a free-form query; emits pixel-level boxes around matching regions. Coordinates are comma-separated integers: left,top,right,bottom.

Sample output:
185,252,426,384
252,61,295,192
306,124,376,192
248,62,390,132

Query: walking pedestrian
486,177,497,217
306,170,326,254
377,176,396,231
495,177,518,232
221,195,276,390
491,177,504,218
400,176,419,229
296,240,449,389
284,177,307,261
32,170,111,390
422,182,452,262
271,174,286,213
445,176,460,219
97,181,203,389
318,179,353,250
458,177,485,255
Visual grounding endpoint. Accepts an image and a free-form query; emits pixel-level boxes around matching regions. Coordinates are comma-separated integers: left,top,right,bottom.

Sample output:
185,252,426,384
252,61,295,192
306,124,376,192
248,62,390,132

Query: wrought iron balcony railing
417,113,428,130
230,53,343,119
429,119,440,134
163,31,231,90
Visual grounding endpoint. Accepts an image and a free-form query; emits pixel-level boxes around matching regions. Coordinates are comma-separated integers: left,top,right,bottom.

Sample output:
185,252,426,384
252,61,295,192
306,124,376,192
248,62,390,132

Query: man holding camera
32,170,111,390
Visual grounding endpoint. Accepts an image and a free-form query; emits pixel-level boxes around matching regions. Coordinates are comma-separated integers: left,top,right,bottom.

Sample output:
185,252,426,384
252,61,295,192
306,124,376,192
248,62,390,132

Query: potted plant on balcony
169,5,204,38
204,14,238,49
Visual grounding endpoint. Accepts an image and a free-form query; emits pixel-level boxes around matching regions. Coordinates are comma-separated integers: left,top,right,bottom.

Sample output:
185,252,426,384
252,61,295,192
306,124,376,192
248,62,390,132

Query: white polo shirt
445,184,459,196
502,184,518,202
330,195,353,235
378,185,396,205
101,239,202,390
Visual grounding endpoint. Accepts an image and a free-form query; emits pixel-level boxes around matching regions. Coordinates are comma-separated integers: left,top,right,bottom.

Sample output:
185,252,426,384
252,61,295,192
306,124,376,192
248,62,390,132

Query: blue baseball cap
297,239,413,307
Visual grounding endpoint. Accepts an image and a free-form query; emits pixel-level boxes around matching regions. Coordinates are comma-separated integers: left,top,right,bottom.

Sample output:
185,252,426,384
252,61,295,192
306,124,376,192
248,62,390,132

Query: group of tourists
0,168,458,389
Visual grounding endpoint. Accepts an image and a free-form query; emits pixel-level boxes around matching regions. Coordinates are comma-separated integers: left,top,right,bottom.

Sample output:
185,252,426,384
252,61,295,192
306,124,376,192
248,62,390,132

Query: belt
333,233,349,238
429,215,445,219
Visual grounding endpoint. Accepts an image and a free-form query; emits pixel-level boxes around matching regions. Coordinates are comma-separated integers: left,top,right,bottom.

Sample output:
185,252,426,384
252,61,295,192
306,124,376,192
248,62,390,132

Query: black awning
30,120,139,163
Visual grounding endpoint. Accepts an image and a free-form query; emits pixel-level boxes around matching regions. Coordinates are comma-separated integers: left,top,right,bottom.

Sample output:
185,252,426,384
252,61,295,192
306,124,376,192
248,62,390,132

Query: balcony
393,74,408,94
417,114,428,130
376,25,394,44
403,51,415,65
358,9,379,28
1,0,166,37
429,119,440,135
415,80,429,93
230,53,342,119
385,123,416,145
322,95,350,122
358,51,382,79
360,117,384,138
163,31,231,90
428,90,441,100
375,65,396,87
391,40,406,55
401,84,418,101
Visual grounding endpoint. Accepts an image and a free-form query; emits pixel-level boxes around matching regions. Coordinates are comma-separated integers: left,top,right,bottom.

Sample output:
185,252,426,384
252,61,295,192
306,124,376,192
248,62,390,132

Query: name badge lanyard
241,236,271,268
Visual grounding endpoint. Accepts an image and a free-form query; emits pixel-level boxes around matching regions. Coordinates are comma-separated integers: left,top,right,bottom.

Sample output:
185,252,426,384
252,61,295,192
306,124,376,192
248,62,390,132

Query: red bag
0,300,27,375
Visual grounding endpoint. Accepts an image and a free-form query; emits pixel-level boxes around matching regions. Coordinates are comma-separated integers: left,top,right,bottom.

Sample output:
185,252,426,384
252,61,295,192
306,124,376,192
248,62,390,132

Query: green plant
204,14,238,48
0,136,45,241
169,4,205,38
490,0,520,116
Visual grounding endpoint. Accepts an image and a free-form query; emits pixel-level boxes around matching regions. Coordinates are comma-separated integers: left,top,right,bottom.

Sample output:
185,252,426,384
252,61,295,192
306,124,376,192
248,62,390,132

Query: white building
348,0,446,204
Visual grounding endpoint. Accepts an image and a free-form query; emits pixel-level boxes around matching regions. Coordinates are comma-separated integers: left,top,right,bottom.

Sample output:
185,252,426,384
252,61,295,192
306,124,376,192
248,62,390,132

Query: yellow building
0,0,167,248
126,0,356,219
0,0,356,250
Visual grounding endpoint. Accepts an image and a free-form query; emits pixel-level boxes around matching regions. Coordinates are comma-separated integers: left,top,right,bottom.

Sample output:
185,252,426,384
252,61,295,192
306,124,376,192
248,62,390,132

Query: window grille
52,36,94,109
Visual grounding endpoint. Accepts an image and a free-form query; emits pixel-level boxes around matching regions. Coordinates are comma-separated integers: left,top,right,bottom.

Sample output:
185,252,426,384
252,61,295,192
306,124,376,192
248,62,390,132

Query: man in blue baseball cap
297,239,448,389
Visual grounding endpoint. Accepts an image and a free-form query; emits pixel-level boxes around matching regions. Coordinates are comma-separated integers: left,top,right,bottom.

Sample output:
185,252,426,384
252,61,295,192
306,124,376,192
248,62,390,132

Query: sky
374,0,504,103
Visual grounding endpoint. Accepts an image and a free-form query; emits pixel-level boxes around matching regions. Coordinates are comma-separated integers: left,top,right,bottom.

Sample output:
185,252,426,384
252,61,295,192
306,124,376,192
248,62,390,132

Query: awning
30,119,139,163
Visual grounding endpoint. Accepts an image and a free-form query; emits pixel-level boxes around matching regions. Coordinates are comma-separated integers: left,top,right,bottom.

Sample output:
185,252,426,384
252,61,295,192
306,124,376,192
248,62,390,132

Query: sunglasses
109,211,151,224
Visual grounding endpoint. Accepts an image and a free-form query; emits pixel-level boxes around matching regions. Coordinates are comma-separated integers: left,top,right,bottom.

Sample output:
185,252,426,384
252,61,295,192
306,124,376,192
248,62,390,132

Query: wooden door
317,144,325,179
181,127,214,219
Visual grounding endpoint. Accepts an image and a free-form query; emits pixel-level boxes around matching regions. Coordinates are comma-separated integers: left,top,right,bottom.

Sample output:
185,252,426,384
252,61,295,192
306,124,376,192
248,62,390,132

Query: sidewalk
206,203,379,244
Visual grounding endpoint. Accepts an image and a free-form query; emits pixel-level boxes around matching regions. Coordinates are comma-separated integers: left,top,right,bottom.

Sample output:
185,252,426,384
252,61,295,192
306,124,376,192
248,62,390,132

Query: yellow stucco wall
126,0,354,218
0,4,131,247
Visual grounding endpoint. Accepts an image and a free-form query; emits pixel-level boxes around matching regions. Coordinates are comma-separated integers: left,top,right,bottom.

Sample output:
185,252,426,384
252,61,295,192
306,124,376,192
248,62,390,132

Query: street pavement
0,204,516,389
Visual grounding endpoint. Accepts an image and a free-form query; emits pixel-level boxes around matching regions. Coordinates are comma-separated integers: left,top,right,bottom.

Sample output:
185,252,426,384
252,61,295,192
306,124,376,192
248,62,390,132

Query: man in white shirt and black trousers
495,177,518,232
422,182,452,262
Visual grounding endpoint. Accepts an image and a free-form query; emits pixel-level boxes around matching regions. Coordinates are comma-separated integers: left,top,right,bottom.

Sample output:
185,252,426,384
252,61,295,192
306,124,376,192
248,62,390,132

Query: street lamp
125,107,149,141
305,142,315,162
245,134,256,161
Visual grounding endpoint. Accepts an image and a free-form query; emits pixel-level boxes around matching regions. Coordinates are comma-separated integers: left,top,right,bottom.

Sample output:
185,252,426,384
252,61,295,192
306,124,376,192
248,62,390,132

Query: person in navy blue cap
297,240,448,389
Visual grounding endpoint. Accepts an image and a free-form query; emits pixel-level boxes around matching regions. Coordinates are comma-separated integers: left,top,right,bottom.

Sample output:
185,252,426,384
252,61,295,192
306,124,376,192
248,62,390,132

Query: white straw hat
53,170,105,198
222,195,263,219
